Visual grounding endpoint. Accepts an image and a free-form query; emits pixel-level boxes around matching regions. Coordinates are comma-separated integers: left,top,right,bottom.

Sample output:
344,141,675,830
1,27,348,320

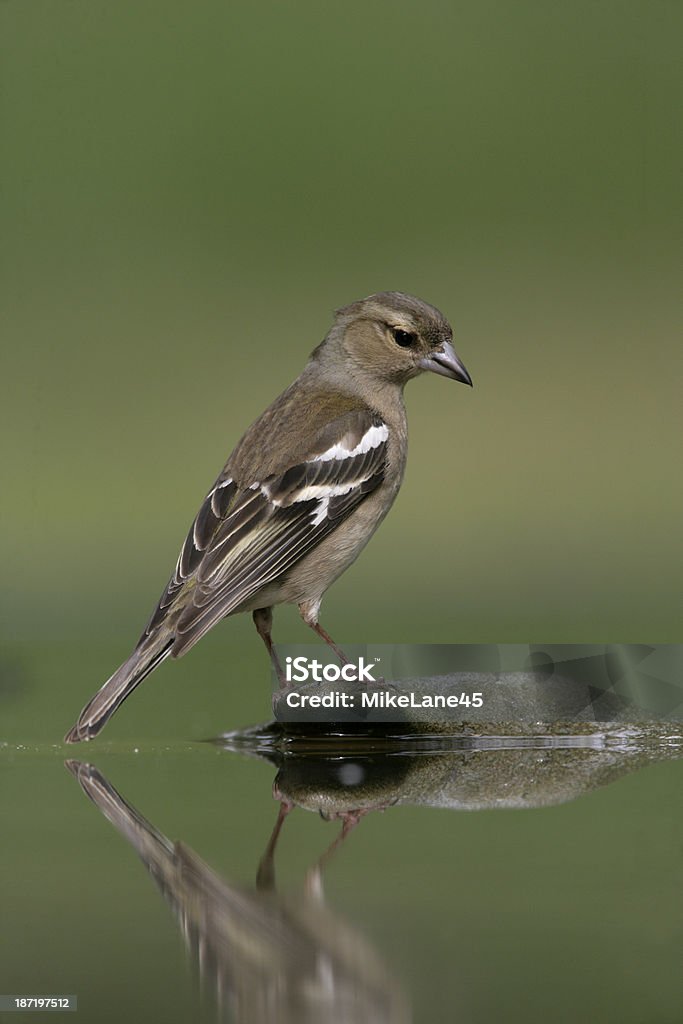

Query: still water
3,709,681,1024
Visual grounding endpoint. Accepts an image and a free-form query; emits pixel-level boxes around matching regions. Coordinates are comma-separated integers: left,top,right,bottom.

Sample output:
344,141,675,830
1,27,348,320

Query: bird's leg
317,811,362,868
298,603,350,665
256,798,293,891
252,607,286,687
304,811,365,899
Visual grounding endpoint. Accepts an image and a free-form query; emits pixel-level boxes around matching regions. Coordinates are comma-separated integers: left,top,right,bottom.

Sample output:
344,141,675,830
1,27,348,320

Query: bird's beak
419,341,473,386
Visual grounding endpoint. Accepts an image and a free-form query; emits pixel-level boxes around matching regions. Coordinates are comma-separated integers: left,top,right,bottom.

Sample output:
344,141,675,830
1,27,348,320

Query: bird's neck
303,357,407,432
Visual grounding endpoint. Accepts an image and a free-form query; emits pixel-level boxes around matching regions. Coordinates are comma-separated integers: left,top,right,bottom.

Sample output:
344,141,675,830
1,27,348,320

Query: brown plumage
65,291,472,742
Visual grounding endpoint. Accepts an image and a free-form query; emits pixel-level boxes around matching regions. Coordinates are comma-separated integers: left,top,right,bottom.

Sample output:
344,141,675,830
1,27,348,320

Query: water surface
4,720,681,1023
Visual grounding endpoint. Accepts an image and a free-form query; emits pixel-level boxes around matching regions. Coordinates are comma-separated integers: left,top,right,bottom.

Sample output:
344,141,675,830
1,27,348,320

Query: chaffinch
65,291,472,742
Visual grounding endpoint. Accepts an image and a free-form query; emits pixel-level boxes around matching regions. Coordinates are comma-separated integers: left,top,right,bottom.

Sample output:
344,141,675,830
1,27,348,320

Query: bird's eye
392,328,417,348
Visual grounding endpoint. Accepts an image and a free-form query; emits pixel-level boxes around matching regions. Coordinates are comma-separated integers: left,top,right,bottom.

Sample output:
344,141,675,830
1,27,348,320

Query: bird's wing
141,408,388,656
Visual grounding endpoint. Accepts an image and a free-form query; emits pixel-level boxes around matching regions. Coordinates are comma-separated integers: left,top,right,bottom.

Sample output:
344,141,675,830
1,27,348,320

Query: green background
4,3,681,677
1,4,681,1023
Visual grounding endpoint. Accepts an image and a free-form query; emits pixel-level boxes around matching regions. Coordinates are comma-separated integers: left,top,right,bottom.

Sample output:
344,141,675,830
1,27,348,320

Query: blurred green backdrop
2,7,682,1024
2,0,681,741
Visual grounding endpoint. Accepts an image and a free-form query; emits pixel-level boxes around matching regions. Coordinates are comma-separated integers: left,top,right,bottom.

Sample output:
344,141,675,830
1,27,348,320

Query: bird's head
322,291,472,388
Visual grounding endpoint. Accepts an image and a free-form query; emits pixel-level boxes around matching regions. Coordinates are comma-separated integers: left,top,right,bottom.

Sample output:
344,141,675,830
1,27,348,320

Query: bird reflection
65,760,410,1024
65,703,681,1024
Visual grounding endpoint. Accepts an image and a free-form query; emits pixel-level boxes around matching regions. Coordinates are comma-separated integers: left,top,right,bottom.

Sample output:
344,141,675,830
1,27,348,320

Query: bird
64,291,472,742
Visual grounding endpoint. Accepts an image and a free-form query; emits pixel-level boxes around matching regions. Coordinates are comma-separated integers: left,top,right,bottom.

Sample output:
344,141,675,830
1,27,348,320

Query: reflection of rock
219,723,683,817
272,670,681,732
65,761,410,1024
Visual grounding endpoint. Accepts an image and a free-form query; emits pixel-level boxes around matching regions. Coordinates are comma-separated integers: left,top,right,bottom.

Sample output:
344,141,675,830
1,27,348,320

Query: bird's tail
64,635,173,743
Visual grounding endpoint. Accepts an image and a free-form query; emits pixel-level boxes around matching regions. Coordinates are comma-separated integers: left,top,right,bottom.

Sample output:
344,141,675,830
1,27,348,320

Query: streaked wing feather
141,410,388,651
140,475,238,637
173,513,334,652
